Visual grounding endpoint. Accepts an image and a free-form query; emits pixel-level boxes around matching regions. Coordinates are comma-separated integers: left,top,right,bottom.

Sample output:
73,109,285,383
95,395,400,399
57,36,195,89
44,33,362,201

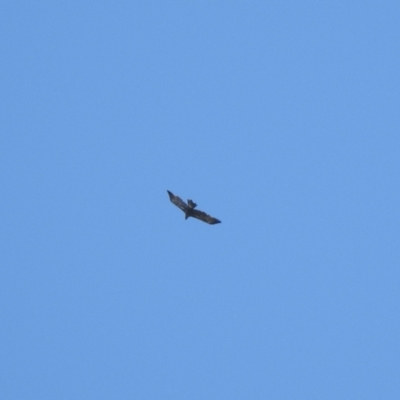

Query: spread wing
191,208,221,224
167,190,188,212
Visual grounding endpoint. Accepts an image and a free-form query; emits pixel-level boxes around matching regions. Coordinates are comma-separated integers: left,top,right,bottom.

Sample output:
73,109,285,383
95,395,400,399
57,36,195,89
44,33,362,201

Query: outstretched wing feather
167,190,188,212
191,209,221,224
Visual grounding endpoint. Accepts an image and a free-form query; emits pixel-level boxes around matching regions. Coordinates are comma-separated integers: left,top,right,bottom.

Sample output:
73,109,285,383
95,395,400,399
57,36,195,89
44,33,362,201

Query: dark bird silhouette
167,190,221,224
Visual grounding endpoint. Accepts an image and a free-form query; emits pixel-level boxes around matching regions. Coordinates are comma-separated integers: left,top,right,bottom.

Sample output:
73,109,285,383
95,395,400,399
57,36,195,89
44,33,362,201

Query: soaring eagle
167,190,221,224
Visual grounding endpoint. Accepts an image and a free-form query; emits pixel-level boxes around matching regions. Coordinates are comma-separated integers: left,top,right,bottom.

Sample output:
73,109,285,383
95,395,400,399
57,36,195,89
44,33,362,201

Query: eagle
167,190,221,224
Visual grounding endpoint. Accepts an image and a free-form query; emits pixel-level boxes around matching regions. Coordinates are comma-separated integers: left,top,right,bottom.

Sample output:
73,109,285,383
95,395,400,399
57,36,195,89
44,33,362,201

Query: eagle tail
188,199,197,208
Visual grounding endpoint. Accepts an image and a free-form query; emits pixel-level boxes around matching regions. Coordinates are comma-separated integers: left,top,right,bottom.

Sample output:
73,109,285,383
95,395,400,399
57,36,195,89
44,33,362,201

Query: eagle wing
191,208,221,224
167,190,188,212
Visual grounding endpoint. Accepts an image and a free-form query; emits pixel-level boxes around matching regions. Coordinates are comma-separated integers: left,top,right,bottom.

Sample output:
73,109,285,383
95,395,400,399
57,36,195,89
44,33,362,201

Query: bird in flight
167,190,221,224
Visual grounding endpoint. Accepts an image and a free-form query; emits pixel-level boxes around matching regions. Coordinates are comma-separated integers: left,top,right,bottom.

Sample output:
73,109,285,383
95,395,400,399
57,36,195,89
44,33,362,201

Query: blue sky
1,2,399,399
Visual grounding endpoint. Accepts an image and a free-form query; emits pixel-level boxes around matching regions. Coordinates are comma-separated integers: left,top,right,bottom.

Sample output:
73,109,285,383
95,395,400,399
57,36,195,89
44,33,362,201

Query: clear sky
1,2,399,399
